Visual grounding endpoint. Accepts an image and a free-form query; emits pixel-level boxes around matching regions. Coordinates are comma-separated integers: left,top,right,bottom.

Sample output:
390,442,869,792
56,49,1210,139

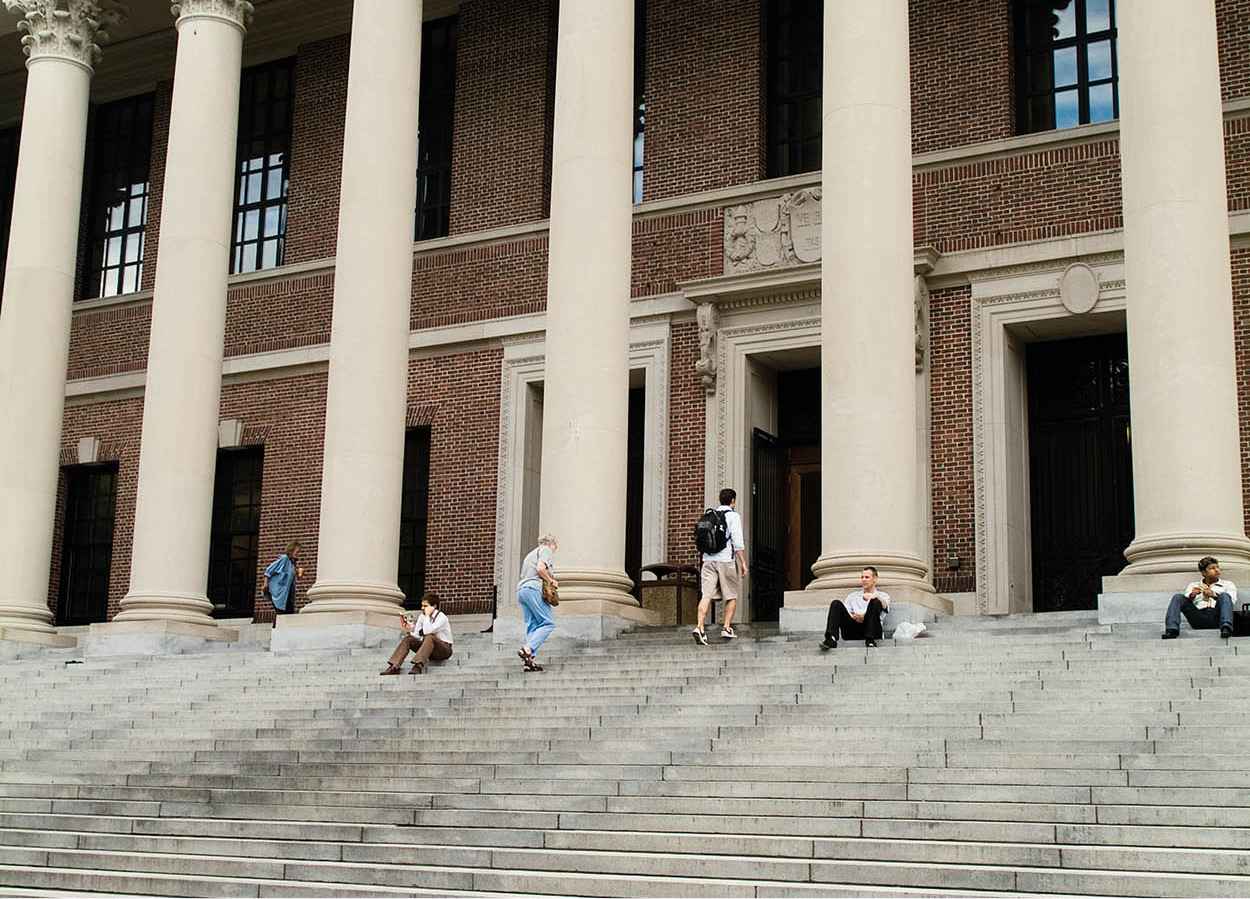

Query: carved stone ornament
724,187,823,273
694,302,719,395
1058,261,1101,314
4,0,128,69
171,0,254,30
914,274,930,372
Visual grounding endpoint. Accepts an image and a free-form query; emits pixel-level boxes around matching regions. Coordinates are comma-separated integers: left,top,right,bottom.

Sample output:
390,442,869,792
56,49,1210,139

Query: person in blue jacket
262,540,303,615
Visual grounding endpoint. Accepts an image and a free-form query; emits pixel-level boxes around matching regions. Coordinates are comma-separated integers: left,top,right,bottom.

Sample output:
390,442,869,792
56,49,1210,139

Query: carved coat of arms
724,188,822,272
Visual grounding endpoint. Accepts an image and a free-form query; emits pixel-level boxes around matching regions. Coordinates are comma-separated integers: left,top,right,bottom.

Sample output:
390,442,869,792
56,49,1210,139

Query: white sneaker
692,628,708,645
721,626,737,639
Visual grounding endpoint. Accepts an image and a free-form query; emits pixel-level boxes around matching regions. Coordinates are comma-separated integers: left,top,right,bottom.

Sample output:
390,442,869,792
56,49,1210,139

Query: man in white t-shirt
1162,556,1237,640
820,566,889,649
693,487,748,645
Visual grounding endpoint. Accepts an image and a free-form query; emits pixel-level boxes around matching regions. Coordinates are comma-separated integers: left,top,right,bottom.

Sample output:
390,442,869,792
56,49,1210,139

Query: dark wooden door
752,428,783,621
783,443,821,592
1027,333,1133,612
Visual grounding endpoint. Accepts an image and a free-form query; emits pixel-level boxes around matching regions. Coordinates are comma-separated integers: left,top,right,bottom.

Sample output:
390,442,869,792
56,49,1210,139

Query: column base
1120,533,1250,576
807,551,934,594
114,590,217,626
302,580,405,616
271,610,402,651
780,584,953,636
1099,566,1250,624
0,626,77,648
83,619,237,657
549,567,641,607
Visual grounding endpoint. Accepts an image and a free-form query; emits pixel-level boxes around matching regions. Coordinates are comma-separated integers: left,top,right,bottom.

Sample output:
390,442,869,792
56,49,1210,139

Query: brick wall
450,0,555,235
140,80,173,294
1219,0,1250,102
284,35,349,265
632,209,723,297
643,0,764,201
928,284,976,595
1233,249,1250,538
910,0,1015,154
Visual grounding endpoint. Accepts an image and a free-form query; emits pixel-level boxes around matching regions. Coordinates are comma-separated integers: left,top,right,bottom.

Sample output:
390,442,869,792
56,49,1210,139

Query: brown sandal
523,656,543,672
408,662,424,675
379,664,401,676
518,647,532,662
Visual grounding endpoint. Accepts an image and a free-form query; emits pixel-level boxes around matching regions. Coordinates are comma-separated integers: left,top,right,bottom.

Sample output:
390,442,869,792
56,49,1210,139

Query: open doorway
752,366,821,621
1027,333,1133,611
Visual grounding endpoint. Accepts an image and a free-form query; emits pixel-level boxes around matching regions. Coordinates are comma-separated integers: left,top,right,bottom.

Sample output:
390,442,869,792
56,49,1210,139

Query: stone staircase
1,611,1250,897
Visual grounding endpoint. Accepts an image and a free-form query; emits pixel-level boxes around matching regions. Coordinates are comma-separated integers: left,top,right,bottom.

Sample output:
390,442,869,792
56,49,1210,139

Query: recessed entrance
752,366,821,621
1027,333,1134,612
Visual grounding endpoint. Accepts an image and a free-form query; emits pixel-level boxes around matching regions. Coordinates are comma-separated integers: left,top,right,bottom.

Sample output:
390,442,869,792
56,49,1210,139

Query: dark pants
1165,593,1234,632
387,634,453,668
825,598,884,642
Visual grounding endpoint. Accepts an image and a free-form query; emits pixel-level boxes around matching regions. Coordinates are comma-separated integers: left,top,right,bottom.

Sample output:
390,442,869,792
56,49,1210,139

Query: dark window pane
1015,0,1118,134
767,0,822,177
83,94,153,300
232,58,294,273
58,465,117,625
397,428,431,607
207,447,264,617
415,17,457,240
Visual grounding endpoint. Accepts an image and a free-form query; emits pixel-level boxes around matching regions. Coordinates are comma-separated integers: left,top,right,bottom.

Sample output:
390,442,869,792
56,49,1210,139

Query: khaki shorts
701,559,741,602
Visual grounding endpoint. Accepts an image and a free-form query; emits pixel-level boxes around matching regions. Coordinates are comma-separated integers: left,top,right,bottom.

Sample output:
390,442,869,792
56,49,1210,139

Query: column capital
3,0,127,71
171,0,253,33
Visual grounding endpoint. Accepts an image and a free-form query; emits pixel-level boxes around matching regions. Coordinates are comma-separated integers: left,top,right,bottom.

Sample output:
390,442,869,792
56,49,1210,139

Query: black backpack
693,508,729,555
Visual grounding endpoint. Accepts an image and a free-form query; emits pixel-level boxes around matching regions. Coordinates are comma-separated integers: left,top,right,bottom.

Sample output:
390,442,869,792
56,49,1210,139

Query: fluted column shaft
1117,0,1250,574
0,1,124,637
537,0,637,608
809,0,929,593
118,1,252,623
302,0,422,614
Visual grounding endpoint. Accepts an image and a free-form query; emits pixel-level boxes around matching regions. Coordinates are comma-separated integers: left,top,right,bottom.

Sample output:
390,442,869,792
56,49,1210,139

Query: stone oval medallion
1059,262,1100,314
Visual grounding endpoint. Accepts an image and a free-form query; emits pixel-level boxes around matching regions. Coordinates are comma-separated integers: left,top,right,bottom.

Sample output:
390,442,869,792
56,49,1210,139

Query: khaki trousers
387,634,453,668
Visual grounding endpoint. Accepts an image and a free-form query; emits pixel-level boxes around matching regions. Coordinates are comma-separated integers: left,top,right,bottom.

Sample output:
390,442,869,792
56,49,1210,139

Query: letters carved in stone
724,188,822,273
171,0,254,30
4,0,127,68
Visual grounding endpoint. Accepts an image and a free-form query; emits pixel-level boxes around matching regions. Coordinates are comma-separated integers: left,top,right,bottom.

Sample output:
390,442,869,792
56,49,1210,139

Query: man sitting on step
820,566,889,650
1162,556,1237,640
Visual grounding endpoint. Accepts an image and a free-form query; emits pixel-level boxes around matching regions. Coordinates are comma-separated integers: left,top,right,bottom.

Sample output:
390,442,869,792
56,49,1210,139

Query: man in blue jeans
1162,556,1237,640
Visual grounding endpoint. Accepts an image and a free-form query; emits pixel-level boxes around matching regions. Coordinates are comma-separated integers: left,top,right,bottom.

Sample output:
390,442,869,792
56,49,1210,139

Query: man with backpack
692,487,748,644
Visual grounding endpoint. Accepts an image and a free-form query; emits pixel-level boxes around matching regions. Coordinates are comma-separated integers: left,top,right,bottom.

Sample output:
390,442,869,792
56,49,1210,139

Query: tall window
416,17,457,240
767,0,822,178
1015,0,1118,134
58,464,117,626
0,124,18,302
398,428,432,608
207,448,264,618
232,58,294,273
84,95,153,299
633,0,646,203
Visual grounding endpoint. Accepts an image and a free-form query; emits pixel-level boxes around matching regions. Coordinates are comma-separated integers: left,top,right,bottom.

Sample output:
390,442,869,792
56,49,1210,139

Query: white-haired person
516,534,558,672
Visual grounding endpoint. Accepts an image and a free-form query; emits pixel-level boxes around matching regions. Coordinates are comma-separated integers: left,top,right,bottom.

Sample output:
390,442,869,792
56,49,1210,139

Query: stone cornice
4,0,127,71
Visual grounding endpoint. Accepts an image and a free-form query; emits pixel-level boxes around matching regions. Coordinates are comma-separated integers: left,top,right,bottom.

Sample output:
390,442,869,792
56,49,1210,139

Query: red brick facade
24,0,1250,626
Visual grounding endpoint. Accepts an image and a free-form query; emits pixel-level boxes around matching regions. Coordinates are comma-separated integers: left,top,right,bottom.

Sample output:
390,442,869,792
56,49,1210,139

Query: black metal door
207,448,264,618
752,428,783,621
58,464,117,626
1027,333,1133,612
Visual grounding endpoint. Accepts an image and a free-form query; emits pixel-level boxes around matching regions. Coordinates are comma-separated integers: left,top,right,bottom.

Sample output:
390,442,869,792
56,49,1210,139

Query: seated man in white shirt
1162,556,1237,640
820,566,889,650
380,593,454,674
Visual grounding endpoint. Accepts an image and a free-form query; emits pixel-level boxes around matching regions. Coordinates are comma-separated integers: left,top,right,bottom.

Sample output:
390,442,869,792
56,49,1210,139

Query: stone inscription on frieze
724,188,822,273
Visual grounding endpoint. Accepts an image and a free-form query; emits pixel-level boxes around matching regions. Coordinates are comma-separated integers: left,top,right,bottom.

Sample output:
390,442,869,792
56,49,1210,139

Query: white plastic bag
892,621,927,640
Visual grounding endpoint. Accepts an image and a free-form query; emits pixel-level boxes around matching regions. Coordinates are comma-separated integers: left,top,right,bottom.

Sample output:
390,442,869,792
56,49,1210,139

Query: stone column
110,0,253,639
530,0,655,637
0,1,125,645
1114,0,1250,577
534,0,654,635
286,0,422,641
797,0,941,615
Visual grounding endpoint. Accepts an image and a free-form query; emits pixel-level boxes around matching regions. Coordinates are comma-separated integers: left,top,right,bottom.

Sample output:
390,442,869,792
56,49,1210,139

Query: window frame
415,16,458,241
1015,0,1119,134
766,0,823,179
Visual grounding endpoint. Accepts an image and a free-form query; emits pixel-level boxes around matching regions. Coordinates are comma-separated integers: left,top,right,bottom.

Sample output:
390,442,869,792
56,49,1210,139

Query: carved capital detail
914,275,930,372
694,302,719,395
171,0,253,31
4,0,127,69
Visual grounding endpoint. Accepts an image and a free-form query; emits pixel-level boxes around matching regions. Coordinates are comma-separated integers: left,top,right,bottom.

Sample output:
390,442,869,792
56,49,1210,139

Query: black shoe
865,639,878,648
1161,629,1179,640
1222,625,1233,639
819,638,836,650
